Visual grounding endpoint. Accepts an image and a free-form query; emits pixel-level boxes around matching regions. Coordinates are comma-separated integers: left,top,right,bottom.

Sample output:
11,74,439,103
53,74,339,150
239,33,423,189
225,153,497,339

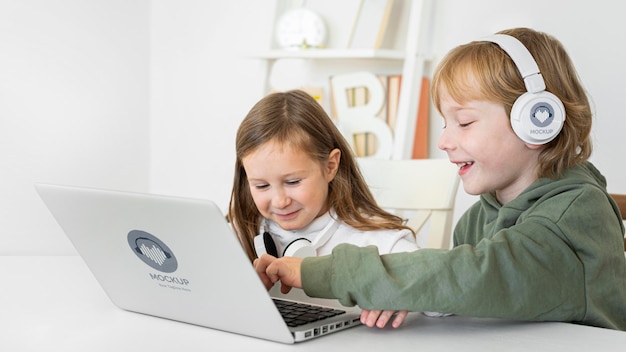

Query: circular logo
127,230,178,273
530,102,554,127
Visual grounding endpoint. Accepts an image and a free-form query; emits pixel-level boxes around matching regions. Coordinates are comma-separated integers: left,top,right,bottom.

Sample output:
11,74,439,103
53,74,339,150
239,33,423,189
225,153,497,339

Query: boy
254,28,626,331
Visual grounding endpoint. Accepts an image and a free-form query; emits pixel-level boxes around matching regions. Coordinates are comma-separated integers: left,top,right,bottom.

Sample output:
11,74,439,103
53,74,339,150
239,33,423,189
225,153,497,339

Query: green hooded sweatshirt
302,162,626,330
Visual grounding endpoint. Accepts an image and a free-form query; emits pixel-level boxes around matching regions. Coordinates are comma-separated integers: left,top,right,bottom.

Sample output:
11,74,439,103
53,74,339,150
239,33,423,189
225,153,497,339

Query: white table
2,256,625,351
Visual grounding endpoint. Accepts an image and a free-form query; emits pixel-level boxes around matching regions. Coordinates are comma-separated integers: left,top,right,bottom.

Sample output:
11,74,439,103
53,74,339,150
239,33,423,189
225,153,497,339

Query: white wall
2,0,625,255
0,0,150,255
148,0,271,206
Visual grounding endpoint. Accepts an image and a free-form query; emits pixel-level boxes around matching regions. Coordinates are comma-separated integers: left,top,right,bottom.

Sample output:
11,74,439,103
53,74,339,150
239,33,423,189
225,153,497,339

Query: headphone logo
127,230,178,273
530,103,554,127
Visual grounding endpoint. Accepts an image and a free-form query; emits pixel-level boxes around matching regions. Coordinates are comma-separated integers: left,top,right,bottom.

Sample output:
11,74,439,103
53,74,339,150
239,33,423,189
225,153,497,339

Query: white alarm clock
275,8,327,50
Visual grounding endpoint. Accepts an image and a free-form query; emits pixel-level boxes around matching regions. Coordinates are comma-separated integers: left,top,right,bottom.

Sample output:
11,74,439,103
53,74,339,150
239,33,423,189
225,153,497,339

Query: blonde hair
431,27,592,178
228,90,413,262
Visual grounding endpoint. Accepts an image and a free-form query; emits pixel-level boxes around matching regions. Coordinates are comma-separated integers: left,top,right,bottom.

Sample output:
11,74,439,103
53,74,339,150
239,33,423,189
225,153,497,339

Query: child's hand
253,254,278,290
360,309,409,328
253,254,303,293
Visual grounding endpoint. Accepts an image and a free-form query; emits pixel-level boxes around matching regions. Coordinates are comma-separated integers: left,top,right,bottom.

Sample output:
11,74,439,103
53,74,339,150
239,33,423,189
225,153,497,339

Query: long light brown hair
431,27,592,178
228,90,413,262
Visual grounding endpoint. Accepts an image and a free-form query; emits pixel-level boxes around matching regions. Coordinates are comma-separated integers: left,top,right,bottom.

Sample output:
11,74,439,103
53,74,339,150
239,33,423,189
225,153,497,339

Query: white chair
357,158,460,249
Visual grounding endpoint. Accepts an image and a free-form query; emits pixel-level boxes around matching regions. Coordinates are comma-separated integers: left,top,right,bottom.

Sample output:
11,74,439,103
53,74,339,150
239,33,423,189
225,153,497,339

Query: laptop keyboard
273,298,346,327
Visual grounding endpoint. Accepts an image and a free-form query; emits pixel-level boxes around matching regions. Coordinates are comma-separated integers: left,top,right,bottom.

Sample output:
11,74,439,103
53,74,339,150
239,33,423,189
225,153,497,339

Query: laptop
35,183,362,344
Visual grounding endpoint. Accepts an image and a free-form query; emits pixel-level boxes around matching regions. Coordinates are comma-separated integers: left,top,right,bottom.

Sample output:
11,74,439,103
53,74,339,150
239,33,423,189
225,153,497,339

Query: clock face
275,8,327,49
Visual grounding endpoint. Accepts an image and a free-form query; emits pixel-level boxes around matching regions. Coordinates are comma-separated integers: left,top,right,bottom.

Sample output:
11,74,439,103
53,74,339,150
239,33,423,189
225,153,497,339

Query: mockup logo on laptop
128,230,178,273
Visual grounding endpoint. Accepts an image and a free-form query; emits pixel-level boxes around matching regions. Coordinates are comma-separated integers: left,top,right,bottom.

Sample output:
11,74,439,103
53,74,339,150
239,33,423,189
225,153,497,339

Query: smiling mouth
275,210,299,219
456,161,474,172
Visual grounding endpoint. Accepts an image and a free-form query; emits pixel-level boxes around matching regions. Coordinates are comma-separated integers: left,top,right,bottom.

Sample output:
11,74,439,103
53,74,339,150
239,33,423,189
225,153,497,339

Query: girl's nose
271,189,291,209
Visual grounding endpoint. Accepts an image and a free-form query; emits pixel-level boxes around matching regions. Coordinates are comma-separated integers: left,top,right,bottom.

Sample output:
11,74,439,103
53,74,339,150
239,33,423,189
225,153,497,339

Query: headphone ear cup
283,238,316,258
254,232,278,257
263,232,278,257
510,91,565,145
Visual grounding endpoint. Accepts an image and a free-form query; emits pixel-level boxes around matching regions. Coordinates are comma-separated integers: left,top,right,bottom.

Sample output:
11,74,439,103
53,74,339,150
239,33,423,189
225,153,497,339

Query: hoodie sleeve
302,228,585,321
301,184,626,329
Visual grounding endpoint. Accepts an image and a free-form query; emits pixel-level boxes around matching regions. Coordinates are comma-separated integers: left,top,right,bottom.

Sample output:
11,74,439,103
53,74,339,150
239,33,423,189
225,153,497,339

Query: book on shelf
385,74,402,131
352,86,370,156
412,77,429,159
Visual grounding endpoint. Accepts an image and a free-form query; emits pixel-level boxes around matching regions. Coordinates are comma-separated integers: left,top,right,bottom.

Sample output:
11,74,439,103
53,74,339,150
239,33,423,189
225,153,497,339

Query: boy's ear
326,148,341,181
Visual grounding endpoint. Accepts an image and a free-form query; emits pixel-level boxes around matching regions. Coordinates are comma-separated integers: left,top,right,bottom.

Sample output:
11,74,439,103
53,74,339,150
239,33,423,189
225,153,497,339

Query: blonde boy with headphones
254,27,626,331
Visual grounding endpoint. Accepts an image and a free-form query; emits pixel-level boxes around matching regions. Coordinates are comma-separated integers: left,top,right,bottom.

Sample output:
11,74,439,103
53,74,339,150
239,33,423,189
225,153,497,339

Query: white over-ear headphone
483,34,566,145
254,217,340,258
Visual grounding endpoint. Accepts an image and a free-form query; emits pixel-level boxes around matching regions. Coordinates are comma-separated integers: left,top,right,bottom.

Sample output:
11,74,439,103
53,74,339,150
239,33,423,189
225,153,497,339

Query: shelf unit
252,49,407,60
251,0,434,160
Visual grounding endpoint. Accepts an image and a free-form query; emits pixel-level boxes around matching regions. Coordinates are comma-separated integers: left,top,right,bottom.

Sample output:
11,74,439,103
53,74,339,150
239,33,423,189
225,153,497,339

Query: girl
228,90,418,262
229,89,422,328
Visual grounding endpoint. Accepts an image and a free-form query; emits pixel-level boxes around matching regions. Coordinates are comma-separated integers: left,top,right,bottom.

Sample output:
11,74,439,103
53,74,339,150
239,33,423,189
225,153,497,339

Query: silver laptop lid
35,183,362,344
35,183,298,343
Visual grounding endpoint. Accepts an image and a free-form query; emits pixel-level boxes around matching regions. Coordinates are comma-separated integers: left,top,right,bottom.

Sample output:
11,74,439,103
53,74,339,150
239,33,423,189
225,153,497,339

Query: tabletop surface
2,255,625,351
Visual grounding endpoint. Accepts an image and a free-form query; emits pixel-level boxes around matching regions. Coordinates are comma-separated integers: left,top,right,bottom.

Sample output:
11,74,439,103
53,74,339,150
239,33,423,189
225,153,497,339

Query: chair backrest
357,157,460,249
608,193,626,251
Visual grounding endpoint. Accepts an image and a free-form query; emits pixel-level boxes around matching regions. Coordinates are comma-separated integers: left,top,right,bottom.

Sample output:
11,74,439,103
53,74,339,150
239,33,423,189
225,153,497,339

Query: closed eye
286,179,301,186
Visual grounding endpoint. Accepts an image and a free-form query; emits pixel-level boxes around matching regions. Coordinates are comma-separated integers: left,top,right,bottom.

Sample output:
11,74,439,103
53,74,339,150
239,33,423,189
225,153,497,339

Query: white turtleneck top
255,211,418,258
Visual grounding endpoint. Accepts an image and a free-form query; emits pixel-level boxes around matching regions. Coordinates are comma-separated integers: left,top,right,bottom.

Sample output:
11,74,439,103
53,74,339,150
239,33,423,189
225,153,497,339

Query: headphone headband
480,33,565,145
482,34,546,93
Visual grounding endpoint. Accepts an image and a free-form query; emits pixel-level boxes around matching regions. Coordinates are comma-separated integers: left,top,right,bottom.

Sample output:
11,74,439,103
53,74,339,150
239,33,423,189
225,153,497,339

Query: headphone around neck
254,217,340,258
482,34,566,145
